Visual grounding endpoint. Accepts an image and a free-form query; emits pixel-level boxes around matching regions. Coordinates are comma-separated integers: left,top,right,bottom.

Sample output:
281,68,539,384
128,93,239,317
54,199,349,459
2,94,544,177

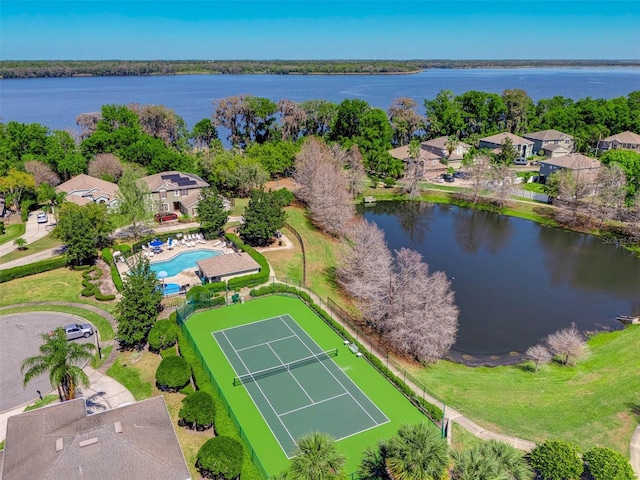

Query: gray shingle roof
1,397,190,480
523,129,573,141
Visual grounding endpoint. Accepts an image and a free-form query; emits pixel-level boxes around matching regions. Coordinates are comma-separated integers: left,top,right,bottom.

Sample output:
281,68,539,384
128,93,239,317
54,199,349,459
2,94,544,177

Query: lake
1,67,639,131
361,201,640,365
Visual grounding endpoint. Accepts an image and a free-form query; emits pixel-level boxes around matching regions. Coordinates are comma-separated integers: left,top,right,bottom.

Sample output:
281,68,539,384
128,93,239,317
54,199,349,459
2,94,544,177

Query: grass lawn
521,182,546,193
0,233,62,264
229,197,249,217
184,295,430,476
0,268,117,314
262,206,345,302
106,349,213,480
23,394,58,412
410,326,640,454
0,223,26,246
91,345,113,369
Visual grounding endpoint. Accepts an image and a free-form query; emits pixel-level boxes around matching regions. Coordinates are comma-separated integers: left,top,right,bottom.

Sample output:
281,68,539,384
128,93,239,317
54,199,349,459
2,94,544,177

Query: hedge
196,436,244,480
101,247,123,292
205,281,227,293
529,440,583,480
155,355,192,392
0,256,68,283
225,234,270,290
113,244,131,255
249,285,444,423
80,266,116,301
174,314,261,480
583,447,635,480
148,319,179,352
179,391,216,431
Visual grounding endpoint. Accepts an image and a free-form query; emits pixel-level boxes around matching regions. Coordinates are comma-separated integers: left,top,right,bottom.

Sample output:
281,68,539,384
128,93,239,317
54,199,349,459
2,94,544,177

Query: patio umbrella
150,238,163,248
157,270,168,286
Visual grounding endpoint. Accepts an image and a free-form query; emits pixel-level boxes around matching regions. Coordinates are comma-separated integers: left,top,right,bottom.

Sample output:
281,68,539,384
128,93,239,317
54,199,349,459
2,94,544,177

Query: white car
36,212,48,224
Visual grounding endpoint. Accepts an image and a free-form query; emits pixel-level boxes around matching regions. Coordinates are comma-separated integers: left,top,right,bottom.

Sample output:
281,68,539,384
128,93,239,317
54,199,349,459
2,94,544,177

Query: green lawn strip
91,345,113,369
185,296,428,476
24,394,58,412
0,305,114,341
410,326,640,454
106,357,153,401
0,223,26,246
0,233,62,264
0,268,116,314
229,198,249,217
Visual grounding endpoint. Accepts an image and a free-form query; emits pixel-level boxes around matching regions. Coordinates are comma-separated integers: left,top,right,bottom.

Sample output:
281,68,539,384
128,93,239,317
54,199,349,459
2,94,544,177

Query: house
56,174,119,209
478,132,535,159
197,252,261,283
0,193,5,217
539,153,601,181
523,129,574,156
388,137,471,179
0,396,191,480
141,171,209,217
597,131,640,153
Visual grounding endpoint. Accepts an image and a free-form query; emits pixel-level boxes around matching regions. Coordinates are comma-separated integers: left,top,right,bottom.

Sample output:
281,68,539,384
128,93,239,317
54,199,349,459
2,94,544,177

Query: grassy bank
0,233,62,264
0,223,26,246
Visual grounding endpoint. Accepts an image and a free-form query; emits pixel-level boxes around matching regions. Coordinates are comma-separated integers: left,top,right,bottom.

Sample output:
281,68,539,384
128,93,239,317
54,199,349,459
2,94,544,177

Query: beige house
141,171,209,217
0,396,191,480
478,132,534,159
523,129,574,156
56,174,119,209
388,136,471,179
597,131,640,153
197,251,261,283
539,153,601,181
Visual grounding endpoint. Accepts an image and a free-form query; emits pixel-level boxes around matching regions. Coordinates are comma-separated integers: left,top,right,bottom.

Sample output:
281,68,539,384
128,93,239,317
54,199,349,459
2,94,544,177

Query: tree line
3,59,639,78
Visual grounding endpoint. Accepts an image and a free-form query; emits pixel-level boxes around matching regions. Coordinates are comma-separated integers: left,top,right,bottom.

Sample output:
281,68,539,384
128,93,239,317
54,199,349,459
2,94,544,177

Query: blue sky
2,1,639,60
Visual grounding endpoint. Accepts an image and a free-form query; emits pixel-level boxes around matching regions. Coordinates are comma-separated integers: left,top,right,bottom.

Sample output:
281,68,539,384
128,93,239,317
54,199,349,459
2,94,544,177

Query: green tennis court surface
213,314,389,456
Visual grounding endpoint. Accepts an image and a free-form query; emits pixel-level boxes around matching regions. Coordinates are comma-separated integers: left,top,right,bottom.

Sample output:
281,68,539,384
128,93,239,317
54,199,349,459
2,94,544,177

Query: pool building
197,252,261,283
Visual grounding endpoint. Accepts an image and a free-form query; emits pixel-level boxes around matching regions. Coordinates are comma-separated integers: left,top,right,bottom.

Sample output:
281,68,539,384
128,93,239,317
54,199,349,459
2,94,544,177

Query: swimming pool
150,249,222,277
161,283,181,295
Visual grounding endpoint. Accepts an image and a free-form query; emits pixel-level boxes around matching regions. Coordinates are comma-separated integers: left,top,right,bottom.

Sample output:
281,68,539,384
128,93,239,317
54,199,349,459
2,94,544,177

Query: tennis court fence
233,348,338,386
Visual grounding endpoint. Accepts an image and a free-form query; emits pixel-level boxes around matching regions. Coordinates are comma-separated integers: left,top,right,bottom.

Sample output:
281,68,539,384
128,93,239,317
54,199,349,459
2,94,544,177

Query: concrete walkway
631,426,640,477
0,211,53,258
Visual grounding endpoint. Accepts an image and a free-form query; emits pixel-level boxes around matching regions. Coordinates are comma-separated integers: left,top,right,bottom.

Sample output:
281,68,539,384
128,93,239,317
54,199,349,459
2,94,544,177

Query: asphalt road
0,312,95,412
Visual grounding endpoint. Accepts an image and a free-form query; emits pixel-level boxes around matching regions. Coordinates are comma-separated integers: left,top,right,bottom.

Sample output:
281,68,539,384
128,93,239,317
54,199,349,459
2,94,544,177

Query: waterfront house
141,171,209,217
56,174,119,210
388,136,471,179
597,131,640,153
539,153,601,182
523,129,574,156
478,132,534,159
0,396,191,480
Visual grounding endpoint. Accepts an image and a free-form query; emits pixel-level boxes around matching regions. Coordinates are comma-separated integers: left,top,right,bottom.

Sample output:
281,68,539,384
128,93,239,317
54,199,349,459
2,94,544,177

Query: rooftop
541,153,601,170
600,131,640,145
523,129,573,141
142,171,209,193
479,132,534,146
197,251,261,278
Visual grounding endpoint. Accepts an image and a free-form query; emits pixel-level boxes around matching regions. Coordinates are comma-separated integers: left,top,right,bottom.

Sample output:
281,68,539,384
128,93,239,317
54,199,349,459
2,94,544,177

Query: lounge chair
212,240,222,248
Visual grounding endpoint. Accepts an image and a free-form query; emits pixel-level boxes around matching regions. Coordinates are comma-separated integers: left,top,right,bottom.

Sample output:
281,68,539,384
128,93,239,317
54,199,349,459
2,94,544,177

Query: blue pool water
162,283,181,295
151,249,222,277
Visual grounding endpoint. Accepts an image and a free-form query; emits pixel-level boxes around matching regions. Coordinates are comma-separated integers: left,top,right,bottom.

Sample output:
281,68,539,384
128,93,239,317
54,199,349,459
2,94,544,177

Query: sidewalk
0,211,52,258
0,366,134,442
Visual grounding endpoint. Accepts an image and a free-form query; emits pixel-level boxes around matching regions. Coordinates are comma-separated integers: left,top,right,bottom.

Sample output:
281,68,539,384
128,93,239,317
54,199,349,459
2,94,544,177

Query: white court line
278,392,350,417
267,343,315,403
235,334,296,352
217,330,299,450
212,314,289,333
279,315,388,426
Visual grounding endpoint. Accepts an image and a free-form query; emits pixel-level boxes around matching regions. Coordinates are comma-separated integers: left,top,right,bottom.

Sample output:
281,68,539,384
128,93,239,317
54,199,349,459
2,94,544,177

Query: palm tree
22,327,95,402
385,422,449,480
483,440,532,480
451,440,531,480
357,440,392,480
288,432,346,480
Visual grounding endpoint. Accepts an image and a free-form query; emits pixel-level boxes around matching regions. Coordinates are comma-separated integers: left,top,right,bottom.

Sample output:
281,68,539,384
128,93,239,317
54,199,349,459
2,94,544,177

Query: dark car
453,171,467,179
442,174,455,183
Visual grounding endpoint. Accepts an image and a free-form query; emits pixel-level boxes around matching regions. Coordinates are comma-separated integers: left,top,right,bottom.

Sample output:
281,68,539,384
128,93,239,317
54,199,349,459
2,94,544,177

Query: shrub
205,281,227,293
155,355,191,392
148,319,179,352
529,440,583,480
0,222,5,235
179,391,216,431
0,256,68,283
583,446,635,480
196,436,243,480
272,187,294,207
113,244,132,255
101,247,123,292
187,285,211,301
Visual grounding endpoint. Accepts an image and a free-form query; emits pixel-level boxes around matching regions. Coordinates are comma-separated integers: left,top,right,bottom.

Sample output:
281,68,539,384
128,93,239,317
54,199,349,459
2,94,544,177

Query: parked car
453,171,467,179
514,158,528,166
155,212,178,223
36,212,48,224
529,160,540,166
50,323,94,341
443,174,455,183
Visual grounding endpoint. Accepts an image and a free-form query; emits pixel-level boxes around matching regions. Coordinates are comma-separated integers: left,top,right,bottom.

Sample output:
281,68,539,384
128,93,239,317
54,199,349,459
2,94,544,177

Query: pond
360,201,640,365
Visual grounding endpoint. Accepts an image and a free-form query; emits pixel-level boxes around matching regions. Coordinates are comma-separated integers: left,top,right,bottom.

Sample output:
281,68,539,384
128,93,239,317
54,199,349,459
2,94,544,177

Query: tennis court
213,314,389,456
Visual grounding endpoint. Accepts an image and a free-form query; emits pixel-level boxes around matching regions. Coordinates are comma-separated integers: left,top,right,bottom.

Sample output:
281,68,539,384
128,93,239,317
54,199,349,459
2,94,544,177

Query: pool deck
115,238,233,289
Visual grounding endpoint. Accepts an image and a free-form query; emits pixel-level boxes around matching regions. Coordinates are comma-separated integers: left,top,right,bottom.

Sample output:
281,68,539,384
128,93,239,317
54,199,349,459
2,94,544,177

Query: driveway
0,312,95,412
0,211,54,258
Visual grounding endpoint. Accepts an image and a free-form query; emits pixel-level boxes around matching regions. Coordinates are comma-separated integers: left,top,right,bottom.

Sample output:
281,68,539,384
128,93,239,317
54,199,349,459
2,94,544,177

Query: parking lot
0,312,95,412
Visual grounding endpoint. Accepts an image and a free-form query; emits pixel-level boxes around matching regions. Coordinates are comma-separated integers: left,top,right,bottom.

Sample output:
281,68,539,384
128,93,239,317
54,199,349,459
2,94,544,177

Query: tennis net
233,348,338,386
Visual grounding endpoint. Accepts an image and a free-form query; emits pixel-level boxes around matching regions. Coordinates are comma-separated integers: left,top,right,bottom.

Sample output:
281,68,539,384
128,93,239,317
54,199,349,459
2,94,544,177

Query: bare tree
294,137,330,204
545,323,588,366
75,112,101,140
337,219,394,328
547,169,595,224
384,248,458,363
388,97,424,147
345,145,366,198
488,163,516,208
592,163,627,227
278,99,307,141
128,103,186,147
88,153,123,182
462,149,491,204
525,344,552,372
24,160,60,186
213,95,247,147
